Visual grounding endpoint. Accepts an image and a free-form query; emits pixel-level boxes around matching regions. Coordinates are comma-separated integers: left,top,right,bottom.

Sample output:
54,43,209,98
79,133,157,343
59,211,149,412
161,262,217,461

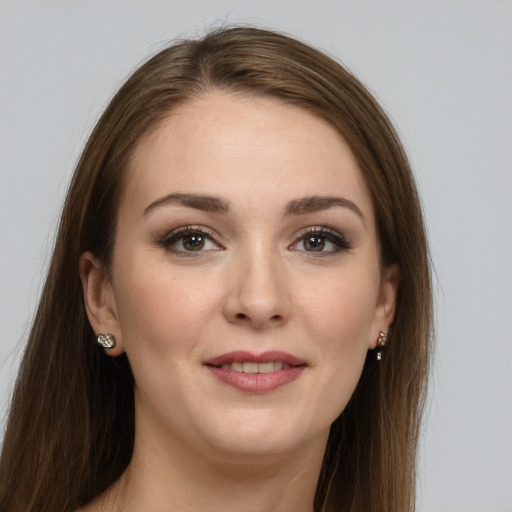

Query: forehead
122,92,375,221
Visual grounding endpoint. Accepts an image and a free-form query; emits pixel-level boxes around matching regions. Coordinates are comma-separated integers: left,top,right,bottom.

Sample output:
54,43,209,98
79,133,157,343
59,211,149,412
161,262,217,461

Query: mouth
204,350,306,370
203,351,307,393
217,361,291,373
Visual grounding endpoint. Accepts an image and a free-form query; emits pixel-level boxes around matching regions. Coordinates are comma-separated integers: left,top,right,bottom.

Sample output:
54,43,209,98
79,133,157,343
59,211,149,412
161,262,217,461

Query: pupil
183,234,204,251
305,236,324,251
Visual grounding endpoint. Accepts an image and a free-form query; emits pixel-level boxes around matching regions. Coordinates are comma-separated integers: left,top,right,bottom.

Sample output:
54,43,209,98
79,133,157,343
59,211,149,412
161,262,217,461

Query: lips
204,350,306,367
203,351,306,393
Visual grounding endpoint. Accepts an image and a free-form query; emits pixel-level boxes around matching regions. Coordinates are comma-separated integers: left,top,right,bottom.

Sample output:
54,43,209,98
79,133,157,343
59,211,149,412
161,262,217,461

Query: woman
0,26,432,512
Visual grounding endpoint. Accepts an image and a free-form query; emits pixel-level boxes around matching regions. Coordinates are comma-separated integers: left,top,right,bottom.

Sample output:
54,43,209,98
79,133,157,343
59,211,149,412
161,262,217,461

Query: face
82,92,397,463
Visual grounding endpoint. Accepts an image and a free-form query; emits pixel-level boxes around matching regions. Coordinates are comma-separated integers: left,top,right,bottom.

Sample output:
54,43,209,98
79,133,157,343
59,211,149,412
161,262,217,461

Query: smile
204,351,306,393
219,361,290,373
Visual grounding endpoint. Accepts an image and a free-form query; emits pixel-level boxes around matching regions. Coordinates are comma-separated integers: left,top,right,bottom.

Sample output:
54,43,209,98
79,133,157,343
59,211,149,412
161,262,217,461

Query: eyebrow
143,192,365,224
284,195,366,225
143,193,230,216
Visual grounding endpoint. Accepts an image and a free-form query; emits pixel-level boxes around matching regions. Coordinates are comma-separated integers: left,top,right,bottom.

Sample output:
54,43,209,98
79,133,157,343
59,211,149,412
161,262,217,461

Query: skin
79,92,398,512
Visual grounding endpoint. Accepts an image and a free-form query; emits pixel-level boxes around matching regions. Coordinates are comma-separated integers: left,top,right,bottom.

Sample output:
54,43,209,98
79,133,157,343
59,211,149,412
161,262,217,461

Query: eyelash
159,226,221,256
158,225,351,257
290,226,352,256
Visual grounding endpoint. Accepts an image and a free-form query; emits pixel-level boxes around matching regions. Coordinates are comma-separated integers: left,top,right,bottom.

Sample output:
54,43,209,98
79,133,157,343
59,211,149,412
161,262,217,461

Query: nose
223,248,291,329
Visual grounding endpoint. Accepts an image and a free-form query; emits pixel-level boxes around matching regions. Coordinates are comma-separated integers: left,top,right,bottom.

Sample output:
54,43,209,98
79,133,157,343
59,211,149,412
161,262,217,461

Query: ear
369,263,400,349
79,251,125,356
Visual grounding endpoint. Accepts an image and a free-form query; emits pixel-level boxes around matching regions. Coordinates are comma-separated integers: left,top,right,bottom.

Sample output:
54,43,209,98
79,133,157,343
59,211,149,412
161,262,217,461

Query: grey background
1,1,511,511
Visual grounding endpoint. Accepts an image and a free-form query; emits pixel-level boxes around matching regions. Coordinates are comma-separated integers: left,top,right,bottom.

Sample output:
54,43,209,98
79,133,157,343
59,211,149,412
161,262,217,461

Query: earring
96,333,116,349
376,330,388,361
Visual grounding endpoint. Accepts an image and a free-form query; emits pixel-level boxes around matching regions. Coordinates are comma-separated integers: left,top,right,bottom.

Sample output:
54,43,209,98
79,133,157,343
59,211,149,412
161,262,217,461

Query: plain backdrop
1,1,511,511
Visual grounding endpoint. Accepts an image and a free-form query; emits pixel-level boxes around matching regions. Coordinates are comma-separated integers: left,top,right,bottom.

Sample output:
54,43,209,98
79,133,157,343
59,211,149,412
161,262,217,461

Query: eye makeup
289,226,352,256
157,222,352,260
158,225,222,256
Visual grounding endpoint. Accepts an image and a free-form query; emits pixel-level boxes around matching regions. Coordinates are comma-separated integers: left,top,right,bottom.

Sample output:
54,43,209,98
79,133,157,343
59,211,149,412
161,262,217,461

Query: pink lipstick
203,351,306,393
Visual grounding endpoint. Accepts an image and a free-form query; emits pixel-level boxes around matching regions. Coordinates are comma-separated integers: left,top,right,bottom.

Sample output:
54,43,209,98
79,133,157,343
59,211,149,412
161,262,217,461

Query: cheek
112,259,224,357
299,270,379,350
111,263,226,414
297,273,378,424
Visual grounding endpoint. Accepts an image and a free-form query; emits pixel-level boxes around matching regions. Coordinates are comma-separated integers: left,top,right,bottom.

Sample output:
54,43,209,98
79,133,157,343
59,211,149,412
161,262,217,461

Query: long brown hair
0,26,432,512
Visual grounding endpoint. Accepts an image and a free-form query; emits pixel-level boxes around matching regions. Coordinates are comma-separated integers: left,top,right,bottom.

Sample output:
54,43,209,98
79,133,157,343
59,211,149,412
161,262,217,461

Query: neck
100,418,328,512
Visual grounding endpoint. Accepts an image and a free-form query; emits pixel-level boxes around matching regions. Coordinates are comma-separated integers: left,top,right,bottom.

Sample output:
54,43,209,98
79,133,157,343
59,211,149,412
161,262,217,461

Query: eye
160,226,222,255
290,227,351,255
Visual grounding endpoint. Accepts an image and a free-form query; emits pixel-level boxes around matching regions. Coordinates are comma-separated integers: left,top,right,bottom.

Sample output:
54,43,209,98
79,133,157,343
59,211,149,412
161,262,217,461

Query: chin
194,410,328,463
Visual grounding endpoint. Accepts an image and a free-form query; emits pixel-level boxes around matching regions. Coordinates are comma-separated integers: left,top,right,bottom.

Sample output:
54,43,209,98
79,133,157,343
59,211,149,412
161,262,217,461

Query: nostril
233,312,284,323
